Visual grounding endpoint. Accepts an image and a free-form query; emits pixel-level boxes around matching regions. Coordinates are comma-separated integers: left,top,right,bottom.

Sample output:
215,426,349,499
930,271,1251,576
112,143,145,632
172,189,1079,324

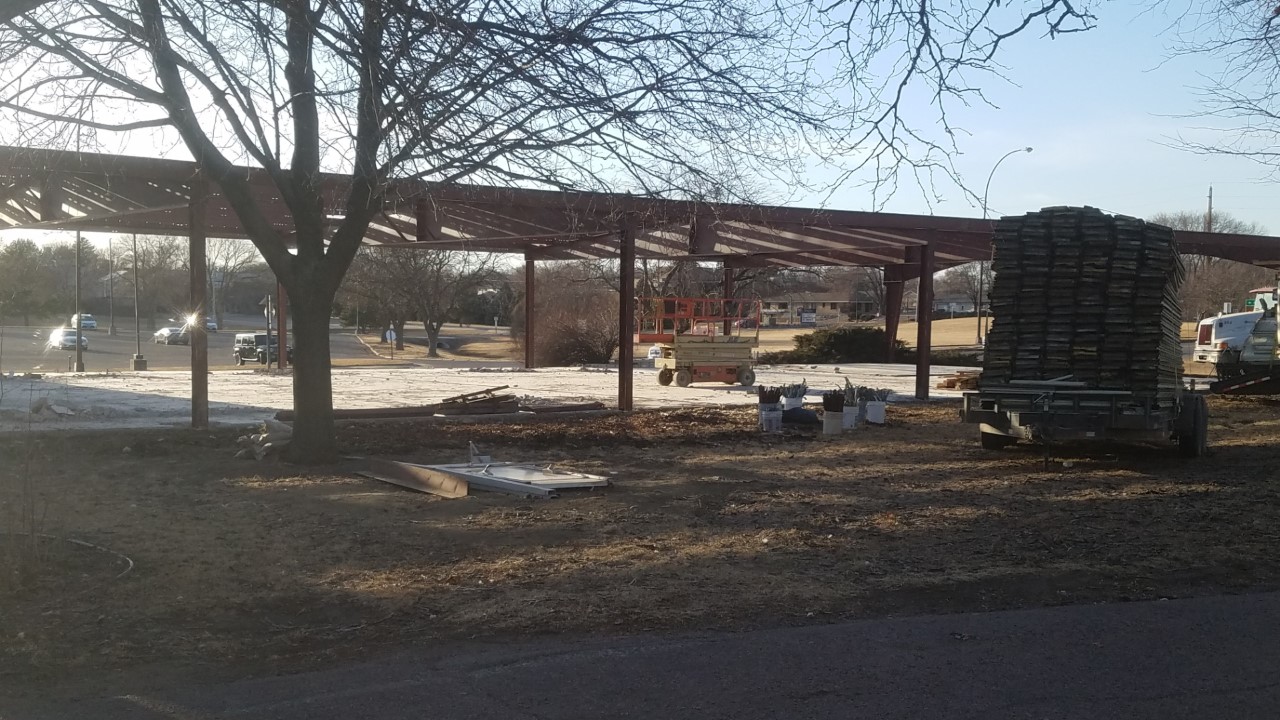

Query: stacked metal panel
982,206,1185,407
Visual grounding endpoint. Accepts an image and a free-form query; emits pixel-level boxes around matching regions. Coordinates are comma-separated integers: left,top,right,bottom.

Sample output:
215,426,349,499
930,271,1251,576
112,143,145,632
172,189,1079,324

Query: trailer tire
981,431,1016,450
1179,394,1209,458
657,368,673,386
737,367,756,387
675,369,692,387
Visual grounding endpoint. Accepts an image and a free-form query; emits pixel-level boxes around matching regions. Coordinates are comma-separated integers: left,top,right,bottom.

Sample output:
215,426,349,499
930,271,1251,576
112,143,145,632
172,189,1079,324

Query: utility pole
1206,185,1214,233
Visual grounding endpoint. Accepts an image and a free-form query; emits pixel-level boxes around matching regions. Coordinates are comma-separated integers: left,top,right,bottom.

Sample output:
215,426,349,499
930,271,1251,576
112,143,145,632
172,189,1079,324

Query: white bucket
842,406,860,430
822,411,843,436
866,401,887,425
782,396,804,410
759,405,783,433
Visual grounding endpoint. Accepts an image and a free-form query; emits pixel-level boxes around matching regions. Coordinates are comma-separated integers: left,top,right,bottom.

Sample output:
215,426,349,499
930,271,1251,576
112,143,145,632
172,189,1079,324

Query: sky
806,3,1278,231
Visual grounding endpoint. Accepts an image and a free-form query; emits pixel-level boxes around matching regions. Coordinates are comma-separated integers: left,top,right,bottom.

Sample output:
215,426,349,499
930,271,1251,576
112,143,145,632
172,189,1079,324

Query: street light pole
108,236,117,335
130,233,147,370
74,229,84,371
978,146,1033,345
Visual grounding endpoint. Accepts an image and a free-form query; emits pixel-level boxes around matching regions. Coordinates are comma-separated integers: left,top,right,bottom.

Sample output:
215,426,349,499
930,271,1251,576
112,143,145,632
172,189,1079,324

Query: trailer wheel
1179,394,1209,458
657,368,673,386
737,367,756,387
981,431,1016,450
675,369,692,387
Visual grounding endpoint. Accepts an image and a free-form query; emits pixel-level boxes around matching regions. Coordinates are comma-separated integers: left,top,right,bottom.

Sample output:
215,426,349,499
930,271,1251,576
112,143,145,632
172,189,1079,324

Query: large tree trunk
425,321,442,358
286,287,337,464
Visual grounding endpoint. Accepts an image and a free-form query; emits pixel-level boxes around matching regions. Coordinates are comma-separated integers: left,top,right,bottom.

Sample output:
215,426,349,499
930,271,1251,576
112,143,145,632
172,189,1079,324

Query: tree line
0,236,264,329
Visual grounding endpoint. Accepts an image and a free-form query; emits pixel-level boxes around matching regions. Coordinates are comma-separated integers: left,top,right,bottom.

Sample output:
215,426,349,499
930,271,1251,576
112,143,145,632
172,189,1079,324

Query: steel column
524,253,536,369
915,243,936,399
884,270,904,363
618,220,637,411
722,264,735,336
189,174,209,429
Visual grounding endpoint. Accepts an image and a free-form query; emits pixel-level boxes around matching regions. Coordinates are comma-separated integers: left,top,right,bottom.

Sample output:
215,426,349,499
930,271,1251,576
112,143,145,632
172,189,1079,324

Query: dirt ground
4,396,1280,691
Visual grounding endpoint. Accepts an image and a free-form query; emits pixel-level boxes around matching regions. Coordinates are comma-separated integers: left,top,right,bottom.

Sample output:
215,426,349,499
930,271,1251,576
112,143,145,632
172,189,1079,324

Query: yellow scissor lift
637,297,761,387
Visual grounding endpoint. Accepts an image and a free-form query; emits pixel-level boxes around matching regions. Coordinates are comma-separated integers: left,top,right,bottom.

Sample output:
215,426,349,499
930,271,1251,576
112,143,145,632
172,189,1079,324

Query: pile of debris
983,206,1185,407
236,418,293,460
272,385,606,423
357,443,610,499
935,370,980,390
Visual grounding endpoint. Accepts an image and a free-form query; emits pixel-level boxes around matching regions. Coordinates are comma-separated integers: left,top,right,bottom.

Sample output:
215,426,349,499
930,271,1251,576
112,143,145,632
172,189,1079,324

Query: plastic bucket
866,401,887,425
842,407,860,430
782,396,803,410
758,403,782,432
822,411,843,436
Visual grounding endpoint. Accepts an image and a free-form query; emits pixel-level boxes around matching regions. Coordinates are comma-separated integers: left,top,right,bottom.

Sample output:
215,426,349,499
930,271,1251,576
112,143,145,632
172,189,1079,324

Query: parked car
70,313,97,330
48,327,88,350
167,316,218,332
734,317,760,329
153,327,190,345
233,332,293,365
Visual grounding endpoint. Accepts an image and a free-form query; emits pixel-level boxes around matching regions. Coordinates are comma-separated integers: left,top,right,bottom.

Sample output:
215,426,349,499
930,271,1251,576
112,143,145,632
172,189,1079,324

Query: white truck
1193,287,1277,368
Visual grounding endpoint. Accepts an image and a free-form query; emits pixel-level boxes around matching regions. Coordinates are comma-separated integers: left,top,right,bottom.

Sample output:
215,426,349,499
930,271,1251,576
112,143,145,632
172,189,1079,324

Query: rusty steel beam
915,243,936,400
524,253,536,369
618,219,637,411
884,273,904,363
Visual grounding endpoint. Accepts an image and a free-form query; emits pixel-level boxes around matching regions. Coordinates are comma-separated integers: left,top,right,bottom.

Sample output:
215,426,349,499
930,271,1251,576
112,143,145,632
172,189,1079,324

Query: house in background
759,290,881,326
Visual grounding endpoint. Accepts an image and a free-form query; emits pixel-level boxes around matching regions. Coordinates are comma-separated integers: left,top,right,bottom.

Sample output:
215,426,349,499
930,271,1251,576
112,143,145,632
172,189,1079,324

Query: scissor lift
637,297,761,387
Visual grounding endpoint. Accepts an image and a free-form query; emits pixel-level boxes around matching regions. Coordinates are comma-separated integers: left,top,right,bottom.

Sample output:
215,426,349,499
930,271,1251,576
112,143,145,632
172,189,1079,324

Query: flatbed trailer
961,381,1208,458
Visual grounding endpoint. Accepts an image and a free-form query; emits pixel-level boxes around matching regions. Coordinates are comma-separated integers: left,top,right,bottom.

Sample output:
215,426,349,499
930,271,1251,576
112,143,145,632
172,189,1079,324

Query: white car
204,318,219,332
70,313,97,330
49,327,88,350
153,327,190,345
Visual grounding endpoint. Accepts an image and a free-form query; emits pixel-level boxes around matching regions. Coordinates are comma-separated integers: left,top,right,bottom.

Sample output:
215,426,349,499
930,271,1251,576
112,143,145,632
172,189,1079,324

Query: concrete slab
0,363,972,431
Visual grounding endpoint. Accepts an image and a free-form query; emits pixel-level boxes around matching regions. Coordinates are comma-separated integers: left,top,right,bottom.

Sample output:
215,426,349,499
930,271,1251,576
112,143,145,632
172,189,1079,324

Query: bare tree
206,239,259,327
1150,210,1271,319
0,0,1097,460
343,248,496,356
124,235,184,330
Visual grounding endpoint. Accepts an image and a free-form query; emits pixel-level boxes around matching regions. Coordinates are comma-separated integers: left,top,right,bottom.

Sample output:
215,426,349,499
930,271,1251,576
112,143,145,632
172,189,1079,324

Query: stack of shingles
982,206,1185,408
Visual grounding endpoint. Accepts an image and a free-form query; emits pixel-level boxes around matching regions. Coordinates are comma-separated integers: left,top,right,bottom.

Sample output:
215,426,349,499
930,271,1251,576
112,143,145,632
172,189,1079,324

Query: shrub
780,326,907,363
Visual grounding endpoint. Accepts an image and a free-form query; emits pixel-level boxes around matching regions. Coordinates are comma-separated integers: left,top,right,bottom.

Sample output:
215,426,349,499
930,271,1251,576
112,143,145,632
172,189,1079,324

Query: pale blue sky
798,3,1277,231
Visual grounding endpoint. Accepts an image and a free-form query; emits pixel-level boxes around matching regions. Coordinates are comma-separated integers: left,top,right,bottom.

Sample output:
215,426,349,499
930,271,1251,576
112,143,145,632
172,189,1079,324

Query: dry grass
4,397,1280,687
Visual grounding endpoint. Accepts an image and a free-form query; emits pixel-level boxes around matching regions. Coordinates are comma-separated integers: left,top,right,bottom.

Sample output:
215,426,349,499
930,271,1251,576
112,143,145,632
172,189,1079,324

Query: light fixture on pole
977,146,1033,345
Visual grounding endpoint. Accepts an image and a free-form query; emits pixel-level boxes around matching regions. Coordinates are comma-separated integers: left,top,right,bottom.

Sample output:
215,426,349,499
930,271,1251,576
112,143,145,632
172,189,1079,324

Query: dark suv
232,332,293,365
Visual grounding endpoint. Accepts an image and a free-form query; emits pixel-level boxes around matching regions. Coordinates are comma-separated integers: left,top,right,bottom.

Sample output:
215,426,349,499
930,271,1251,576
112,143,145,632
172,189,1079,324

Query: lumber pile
936,370,981,390
436,386,520,415
982,206,1185,408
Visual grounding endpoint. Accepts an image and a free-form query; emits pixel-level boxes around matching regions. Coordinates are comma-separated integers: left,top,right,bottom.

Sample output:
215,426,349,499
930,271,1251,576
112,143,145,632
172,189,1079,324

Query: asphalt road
7,592,1280,719
0,323,372,373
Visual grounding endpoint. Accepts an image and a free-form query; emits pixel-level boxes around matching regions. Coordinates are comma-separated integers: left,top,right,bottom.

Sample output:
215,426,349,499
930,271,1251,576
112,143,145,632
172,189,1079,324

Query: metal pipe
915,243,936,400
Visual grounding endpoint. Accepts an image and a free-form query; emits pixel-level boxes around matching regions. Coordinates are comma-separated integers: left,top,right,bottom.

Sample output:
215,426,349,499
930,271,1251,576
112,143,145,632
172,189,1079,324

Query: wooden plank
440,386,510,404
360,459,469,498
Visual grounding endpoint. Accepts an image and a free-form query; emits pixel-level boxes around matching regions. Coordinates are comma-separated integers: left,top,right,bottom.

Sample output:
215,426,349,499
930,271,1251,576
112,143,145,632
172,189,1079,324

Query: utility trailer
961,380,1208,458
962,206,1208,458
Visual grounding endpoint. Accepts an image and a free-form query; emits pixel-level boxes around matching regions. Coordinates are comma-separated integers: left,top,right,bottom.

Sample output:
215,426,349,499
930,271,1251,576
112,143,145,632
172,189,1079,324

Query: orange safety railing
636,297,762,343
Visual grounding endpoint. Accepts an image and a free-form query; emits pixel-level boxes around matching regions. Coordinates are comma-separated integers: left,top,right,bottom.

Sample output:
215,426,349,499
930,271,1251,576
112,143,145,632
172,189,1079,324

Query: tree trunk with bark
283,281,337,464
425,320,443,358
